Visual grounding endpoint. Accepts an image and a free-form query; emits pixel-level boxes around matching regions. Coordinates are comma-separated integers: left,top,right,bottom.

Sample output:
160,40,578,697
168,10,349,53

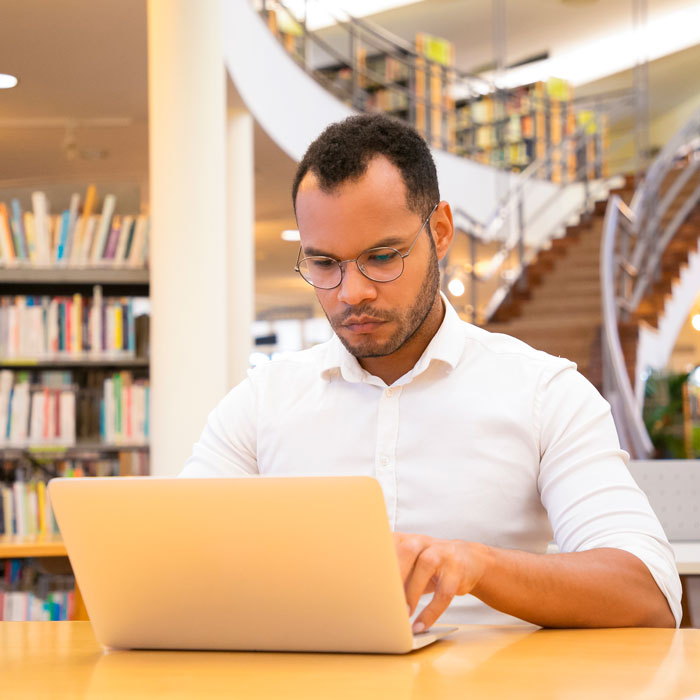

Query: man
182,113,680,631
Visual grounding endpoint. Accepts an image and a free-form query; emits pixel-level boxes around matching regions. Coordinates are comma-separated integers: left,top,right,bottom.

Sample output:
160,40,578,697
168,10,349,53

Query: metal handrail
265,0,478,146
450,123,602,324
600,103,700,457
601,197,654,457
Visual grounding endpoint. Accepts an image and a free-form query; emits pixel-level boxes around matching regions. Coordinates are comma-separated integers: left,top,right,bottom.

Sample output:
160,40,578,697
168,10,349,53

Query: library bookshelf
0,185,151,620
266,6,608,183
0,532,66,558
0,534,89,620
0,263,150,453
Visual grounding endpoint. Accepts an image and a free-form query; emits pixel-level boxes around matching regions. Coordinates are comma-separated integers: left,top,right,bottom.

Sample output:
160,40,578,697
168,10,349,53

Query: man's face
295,156,440,359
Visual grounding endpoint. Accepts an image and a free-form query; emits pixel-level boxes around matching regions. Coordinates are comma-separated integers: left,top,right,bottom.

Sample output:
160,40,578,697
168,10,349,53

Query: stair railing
449,89,640,325
601,104,700,457
450,121,604,324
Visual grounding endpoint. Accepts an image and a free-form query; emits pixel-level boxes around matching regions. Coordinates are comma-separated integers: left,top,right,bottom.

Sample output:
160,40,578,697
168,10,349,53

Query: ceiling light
0,74,18,89
691,314,700,331
448,278,466,297
281,229,300,242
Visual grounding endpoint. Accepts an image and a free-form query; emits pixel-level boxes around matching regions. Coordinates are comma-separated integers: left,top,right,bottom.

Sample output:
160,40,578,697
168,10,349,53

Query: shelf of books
0,184,149,621
266,9,609,182
453,78,605,182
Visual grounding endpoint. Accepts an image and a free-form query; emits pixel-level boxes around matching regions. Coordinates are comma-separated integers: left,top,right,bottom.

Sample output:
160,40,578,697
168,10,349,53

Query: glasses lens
298,256,341,289
357,248,403,282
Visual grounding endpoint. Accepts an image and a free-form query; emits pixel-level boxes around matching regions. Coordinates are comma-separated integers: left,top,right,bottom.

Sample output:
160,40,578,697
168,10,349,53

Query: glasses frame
294,202,439,290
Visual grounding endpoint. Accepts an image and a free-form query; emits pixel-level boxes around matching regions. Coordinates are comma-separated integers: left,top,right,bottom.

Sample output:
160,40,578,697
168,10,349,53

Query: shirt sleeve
179,371,259,478
535,365,682,627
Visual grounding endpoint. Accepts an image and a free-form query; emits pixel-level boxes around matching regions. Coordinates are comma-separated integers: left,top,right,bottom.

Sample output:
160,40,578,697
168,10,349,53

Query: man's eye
310,258,336,268
367,251,399,264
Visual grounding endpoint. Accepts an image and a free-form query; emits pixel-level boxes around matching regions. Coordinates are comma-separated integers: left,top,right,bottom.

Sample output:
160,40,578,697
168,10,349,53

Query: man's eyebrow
302,236,408,259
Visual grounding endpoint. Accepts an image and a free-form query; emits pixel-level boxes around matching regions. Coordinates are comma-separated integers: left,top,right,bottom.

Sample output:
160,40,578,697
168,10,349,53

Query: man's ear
432,201,454,261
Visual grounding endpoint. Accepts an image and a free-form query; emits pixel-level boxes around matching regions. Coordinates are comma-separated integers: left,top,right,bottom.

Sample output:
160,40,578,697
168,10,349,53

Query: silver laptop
49,475,456,653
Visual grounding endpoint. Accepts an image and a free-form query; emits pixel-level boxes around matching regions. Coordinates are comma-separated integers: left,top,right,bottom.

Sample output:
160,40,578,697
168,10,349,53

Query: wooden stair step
529,280,601,297
523,297,602,314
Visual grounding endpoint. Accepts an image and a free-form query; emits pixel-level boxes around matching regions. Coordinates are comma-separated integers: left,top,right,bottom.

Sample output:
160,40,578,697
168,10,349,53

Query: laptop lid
49,475,451,653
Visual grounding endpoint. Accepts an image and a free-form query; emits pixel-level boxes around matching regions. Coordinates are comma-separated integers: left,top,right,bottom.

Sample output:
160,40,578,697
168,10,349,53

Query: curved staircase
484,178,633,391
483,169,700,397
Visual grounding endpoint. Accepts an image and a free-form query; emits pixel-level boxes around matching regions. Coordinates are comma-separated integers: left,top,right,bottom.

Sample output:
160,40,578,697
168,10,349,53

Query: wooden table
2,623,700,699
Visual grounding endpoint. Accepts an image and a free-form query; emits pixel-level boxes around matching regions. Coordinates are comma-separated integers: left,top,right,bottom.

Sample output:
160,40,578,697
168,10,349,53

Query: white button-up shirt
181,299,682,626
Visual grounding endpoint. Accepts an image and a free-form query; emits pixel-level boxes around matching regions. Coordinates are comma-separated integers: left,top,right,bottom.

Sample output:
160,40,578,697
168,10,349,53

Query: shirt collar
319,294,466,385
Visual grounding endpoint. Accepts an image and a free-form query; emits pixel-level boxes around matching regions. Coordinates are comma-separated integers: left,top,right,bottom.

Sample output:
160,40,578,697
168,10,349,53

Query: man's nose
336,261,377,306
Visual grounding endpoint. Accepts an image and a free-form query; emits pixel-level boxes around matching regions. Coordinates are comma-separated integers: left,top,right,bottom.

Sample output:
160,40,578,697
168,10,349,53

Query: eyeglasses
294,202,439,290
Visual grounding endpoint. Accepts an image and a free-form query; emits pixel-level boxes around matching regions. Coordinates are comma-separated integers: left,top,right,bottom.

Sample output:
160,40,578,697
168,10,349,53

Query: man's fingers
405,546,441,615
412,567,461,633
394,532,427,584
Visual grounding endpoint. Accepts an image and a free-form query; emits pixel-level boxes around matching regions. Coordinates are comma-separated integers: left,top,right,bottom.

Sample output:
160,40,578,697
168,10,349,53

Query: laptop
48,475,456,653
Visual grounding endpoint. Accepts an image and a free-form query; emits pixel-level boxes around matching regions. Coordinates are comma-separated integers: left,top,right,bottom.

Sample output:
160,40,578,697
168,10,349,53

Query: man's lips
341,317,387,333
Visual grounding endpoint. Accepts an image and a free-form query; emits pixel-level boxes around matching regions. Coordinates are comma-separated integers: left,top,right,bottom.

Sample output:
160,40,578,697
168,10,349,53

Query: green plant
642,370,690,458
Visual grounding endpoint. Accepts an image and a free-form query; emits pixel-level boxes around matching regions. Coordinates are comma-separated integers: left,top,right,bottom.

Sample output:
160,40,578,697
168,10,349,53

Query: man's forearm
469,544,676,628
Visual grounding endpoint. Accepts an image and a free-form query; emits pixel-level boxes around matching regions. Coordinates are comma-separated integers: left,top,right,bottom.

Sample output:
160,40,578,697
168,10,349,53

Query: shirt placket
374,385,402,529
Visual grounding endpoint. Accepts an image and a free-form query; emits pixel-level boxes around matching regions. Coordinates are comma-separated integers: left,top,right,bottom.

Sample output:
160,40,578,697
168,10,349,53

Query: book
0,370,13,445
127,215,149,268
10,199,28,260
31,191,52,265
114,215,133,264
90,193,116,264
103,377,114,443
103,216,121,260
71,184,97,265
72,293,82,353
63,192,80,262
79,215,99,265
23,212,37,263
56,210,70,262
0,203,15,264
59,390,76,445
12,479,26,536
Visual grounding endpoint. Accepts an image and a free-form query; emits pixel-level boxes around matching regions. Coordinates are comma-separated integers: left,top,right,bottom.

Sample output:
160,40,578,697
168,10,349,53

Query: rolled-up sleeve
179,371,259,478
536,366,682,626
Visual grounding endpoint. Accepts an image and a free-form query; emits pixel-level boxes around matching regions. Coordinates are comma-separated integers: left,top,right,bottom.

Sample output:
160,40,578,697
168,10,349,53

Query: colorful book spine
63,193,80,262
56,211,70,262
10,199,28,260
71,184,97,265
90,193,116,263
102,217,122,260
0,203,16,264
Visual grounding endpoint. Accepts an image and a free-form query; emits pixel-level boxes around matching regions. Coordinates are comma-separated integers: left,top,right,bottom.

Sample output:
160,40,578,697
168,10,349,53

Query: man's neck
358,296,445,386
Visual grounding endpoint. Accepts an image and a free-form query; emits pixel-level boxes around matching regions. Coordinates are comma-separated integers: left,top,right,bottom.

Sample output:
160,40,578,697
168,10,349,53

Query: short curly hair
292,113,439,220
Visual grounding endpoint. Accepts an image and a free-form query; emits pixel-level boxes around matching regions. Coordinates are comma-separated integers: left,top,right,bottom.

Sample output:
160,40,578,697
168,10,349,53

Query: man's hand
394,532,488,633
394,533,676,630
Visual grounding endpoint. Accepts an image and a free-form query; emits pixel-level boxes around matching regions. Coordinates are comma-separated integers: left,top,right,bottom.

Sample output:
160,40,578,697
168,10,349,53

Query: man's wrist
458,540,492,597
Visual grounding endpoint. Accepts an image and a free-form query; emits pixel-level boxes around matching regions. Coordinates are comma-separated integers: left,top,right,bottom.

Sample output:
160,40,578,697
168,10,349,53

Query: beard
325,243,441,359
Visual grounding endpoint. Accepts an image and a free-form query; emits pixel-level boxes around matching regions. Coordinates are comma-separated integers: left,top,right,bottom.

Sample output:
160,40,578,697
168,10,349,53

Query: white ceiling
1,0,699,315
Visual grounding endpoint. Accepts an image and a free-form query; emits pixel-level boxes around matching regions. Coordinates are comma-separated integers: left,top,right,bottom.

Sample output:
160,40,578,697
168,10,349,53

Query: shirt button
380,456,389,466
385,388,393,397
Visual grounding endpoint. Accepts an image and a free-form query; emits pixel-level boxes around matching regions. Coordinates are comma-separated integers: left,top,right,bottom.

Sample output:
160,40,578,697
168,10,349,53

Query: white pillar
227,108,255,387
148,0,227,476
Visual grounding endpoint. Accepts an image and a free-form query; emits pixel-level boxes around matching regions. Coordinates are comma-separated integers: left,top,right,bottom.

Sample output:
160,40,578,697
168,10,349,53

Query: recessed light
0,74,18,89
281,229,300,242
448,278,466,297
691,314,700,331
